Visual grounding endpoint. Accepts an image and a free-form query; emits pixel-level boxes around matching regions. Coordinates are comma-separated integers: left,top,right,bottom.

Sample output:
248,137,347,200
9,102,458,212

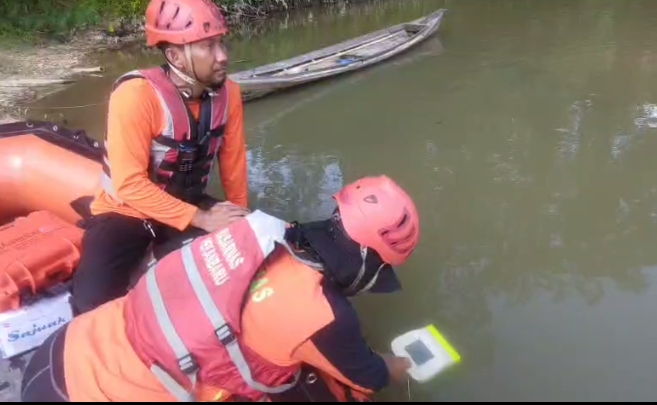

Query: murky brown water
23,0,657,401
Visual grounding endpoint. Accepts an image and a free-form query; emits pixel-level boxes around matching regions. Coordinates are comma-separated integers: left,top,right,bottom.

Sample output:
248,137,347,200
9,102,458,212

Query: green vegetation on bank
0,0,343,42
0,0,147,39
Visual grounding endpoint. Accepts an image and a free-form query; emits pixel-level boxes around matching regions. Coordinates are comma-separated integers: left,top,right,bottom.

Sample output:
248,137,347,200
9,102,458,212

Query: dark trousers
70,199,217,315
269,365,372,402
21,324,69,402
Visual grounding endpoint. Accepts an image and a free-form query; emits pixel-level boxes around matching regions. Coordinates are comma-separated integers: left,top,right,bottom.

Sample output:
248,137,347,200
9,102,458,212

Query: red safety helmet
334,175,420,266
145,0,229,47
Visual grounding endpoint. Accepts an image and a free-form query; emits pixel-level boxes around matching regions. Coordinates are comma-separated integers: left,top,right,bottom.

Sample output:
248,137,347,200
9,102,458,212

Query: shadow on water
22,0,657,401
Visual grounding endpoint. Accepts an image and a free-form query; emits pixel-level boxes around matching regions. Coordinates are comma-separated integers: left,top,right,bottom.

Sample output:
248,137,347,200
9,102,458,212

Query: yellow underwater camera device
391,324,461,383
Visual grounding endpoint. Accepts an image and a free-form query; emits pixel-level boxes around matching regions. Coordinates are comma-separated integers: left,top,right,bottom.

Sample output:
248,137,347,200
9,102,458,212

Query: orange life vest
100,66,229,204
123,211,327,401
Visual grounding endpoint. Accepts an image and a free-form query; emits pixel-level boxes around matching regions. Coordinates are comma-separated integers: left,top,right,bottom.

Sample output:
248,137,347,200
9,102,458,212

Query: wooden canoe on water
231,8,447,101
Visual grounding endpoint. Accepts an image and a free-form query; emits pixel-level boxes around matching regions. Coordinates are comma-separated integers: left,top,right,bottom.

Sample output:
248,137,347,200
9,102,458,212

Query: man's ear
164,45,184,69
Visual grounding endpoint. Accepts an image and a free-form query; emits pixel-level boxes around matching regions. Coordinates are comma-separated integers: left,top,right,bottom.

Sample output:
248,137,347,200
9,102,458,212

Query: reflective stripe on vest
100,66,229,203
134,211,322,401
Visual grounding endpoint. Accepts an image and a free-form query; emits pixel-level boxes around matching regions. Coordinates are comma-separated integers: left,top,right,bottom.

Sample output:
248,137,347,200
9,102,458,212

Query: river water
23,0,657,401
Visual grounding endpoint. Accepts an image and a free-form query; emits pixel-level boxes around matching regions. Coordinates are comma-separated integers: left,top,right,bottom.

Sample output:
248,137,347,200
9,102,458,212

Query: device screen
405,340,434,366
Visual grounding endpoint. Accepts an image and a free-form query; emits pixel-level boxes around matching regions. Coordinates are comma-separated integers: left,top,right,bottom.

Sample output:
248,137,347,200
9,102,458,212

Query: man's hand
381,353,412,385
190,201,250,232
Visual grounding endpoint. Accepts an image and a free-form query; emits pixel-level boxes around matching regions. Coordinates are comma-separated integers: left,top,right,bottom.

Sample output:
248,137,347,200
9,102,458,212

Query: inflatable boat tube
0,120,103,225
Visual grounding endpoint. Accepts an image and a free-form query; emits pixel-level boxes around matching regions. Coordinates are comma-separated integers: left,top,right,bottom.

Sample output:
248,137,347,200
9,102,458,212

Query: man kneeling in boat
21,175,419,402
71,0,251,315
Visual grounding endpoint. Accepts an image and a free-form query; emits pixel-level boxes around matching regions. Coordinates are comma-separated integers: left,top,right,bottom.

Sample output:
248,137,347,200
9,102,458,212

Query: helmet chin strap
167,44,219,98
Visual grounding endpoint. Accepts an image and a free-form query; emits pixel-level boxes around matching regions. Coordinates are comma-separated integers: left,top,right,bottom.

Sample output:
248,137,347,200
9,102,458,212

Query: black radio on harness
177,142,198,179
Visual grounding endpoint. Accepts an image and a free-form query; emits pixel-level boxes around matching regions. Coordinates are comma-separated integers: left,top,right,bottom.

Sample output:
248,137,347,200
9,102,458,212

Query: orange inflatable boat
0,119,372,402
0,120,103,312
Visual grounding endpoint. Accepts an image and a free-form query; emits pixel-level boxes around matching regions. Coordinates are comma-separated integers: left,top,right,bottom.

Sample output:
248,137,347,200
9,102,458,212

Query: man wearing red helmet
71,0,251,315
22,175,421,403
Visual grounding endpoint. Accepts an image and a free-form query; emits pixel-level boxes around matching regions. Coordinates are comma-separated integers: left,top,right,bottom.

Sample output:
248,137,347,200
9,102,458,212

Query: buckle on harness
216,324,236,346
178,354,198,375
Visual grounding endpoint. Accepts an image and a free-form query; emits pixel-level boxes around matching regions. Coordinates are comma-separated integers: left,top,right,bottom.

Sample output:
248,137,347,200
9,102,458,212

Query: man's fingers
221,207,249,216
207,209,248,223
210,203,249,213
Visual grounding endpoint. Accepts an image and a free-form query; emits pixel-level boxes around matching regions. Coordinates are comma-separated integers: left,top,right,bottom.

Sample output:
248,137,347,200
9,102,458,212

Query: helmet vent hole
363,195,378,204
397,213,409,228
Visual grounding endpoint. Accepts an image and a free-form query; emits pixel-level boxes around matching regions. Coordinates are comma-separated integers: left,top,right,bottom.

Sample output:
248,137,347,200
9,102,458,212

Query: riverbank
0,36,111,123
0,0,369,124
0,0,360,41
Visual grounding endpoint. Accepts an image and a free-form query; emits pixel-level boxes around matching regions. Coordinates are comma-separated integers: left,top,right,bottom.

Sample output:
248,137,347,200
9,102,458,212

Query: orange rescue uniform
90,77,249,231
63,249,373,402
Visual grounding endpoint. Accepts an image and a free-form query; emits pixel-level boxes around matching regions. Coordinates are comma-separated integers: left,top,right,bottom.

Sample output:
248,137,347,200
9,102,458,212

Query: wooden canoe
231,8,447,101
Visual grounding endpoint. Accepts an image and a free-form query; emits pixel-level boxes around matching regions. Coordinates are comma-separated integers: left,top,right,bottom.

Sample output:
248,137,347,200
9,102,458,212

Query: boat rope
25,100,108,110
407,377,412,402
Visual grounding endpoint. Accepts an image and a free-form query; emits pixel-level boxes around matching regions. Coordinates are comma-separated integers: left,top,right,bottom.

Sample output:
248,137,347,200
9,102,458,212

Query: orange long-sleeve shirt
90,77,248,231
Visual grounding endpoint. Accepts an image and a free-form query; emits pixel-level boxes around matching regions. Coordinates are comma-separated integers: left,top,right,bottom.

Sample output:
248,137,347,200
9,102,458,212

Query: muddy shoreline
0,31,138,124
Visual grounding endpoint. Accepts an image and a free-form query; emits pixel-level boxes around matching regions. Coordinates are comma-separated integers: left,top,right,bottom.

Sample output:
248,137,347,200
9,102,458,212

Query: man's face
167,35,228,87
